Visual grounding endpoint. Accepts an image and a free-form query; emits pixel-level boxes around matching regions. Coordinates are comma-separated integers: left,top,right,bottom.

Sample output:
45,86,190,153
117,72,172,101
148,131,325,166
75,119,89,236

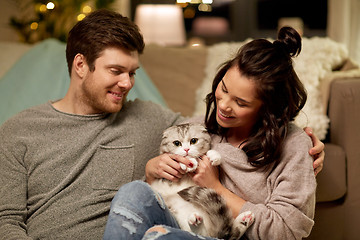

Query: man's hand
304,127,325,176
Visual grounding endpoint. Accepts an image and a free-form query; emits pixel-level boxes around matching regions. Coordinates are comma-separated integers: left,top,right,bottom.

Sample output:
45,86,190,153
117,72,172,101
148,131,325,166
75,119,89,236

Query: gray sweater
0,100,182,240
212,124,317,239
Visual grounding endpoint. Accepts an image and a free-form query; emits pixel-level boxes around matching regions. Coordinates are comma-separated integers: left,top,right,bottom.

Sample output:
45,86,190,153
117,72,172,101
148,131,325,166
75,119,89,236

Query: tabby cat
150,123,254,239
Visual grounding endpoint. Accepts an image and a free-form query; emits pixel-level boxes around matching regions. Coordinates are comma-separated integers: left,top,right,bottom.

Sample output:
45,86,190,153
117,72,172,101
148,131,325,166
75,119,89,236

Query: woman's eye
190,138,198,145
236,100,247,107
173,140,182,147
222,86,228,93
129,72,136,77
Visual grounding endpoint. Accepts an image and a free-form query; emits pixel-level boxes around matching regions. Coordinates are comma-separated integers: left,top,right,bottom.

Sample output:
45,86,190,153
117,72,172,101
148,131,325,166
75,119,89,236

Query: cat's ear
162,127,172,138
162,132,167,139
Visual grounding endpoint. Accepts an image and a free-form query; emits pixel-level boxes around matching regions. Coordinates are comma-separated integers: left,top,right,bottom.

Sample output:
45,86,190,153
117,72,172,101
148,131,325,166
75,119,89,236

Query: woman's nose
218,96,231,111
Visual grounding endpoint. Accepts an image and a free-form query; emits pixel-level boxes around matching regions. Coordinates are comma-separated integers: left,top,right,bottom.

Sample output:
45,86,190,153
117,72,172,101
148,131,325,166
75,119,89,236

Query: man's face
77,47,139,115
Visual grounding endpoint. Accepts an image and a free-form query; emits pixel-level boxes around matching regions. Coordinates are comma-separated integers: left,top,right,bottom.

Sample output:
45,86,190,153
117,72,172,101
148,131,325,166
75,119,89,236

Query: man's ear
73,53,88,78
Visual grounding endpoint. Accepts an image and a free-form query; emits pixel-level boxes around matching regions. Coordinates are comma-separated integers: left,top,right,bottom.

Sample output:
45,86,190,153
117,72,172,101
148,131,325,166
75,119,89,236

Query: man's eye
173,140,182,147
129,72,136,77
111,69,121,75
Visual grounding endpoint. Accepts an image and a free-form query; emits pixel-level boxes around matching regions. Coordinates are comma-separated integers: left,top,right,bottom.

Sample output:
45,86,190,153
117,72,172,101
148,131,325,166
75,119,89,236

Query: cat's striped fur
150,123,254,239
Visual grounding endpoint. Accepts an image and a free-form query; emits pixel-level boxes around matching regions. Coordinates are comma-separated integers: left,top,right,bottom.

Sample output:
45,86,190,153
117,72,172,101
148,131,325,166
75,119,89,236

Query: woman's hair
65,9,145,74
205,27,307,167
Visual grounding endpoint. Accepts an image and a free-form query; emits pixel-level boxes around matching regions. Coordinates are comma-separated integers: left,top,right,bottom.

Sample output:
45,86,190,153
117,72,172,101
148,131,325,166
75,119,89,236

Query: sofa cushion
140,44,207,117
316,143,346,202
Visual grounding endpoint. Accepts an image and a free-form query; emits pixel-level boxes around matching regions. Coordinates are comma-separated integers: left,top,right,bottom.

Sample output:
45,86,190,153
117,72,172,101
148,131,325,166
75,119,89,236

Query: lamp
134,4,186,46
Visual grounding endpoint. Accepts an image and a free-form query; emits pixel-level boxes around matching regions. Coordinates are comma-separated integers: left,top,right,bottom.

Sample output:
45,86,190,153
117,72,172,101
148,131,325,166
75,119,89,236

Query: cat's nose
184,148,190,153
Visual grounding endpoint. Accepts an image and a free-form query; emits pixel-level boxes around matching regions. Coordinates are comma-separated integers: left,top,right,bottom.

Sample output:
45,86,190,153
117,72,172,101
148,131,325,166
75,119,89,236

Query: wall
0,1,20,42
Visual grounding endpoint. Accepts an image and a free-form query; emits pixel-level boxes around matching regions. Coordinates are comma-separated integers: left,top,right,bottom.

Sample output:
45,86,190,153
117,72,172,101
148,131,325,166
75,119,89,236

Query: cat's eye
190,138,198,145
173,140,182,147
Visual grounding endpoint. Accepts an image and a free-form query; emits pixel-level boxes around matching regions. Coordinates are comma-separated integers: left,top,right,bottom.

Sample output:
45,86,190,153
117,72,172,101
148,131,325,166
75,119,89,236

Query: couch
139,43,360,240
1,39,359,239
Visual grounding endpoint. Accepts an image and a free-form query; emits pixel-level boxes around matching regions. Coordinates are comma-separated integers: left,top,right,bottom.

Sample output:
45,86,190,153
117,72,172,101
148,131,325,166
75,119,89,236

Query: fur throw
193,37,349,140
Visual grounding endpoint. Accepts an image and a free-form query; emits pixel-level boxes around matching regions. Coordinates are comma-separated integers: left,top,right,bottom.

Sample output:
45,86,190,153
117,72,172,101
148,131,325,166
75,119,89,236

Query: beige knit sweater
212,124,317,239
0,100,182,240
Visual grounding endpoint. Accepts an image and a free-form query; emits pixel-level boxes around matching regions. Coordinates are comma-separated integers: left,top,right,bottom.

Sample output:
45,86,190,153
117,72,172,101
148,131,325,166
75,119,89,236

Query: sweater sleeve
0,121,33,240
240,128,316,240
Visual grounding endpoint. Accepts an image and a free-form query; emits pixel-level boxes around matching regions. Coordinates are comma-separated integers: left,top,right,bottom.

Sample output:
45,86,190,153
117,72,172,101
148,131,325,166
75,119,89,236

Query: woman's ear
73,53,88,78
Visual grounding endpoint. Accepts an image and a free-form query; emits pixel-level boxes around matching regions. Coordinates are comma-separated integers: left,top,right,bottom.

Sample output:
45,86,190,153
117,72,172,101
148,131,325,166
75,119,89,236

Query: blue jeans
103,180,218,240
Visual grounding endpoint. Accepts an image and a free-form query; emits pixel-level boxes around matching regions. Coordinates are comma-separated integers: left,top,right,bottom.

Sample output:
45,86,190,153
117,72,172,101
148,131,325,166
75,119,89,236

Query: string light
82,5,92,14
184,7,196,18
10,0,116,44
46,2,55,10
177,0,212,3
77,13,86,21
30,22,39,30
39,4,47,12
198,3,212,12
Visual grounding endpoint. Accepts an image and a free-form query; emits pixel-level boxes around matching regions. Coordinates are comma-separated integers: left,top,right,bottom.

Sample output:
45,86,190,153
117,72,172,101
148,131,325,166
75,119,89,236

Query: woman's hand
145,154,192,184
191,155,247,218
304,127,325,176
190,155,221,189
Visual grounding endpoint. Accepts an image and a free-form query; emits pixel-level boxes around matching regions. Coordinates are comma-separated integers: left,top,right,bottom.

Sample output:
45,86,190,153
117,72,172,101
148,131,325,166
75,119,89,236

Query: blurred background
0,0,359,63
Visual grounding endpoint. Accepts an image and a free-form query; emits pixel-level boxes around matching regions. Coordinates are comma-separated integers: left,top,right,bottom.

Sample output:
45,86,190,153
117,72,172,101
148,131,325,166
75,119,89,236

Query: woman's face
215,66,263,136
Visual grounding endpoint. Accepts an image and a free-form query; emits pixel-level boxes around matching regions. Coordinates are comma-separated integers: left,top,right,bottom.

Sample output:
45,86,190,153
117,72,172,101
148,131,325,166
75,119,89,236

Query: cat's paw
206,150,221,166
234,211,255,233
182,158,198,172
179,163,187,171
188,212,203,227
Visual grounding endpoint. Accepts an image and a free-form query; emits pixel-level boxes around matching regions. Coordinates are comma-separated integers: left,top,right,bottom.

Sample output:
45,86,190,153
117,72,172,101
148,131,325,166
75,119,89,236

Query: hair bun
274,26,302,57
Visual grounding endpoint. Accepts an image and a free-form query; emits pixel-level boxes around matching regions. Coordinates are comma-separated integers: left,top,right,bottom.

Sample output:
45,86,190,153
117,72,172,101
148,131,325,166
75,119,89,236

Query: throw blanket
194,37,349,140
0,39,167,125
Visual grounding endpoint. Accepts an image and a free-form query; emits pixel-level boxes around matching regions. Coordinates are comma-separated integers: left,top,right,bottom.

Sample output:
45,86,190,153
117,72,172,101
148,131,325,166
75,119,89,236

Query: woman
104,27,318,240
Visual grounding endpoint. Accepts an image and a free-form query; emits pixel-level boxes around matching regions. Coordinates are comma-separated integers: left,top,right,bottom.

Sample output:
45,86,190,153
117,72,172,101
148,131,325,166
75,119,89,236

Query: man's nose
117,74,133,89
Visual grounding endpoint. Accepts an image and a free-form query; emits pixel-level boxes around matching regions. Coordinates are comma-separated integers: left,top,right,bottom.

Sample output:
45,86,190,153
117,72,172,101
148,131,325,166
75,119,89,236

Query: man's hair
65,9,145,74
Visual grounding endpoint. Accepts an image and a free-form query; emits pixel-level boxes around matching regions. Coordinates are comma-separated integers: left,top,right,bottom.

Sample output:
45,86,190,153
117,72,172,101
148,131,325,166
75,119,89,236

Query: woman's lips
218,109,233,121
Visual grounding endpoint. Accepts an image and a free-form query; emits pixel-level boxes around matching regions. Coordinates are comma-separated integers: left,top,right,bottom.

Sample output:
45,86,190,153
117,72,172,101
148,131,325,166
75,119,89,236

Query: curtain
327,0,360,64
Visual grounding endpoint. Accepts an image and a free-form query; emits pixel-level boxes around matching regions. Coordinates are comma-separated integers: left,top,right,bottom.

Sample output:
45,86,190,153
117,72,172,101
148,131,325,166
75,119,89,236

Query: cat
150,123,254,239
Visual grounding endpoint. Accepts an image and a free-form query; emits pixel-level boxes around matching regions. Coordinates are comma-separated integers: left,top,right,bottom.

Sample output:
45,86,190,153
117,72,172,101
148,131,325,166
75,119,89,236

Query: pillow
0,39,167,125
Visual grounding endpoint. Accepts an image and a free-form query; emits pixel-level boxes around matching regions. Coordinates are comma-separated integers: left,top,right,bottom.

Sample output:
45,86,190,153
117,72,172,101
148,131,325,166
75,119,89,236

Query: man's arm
0,150,31,239
304,127,325,176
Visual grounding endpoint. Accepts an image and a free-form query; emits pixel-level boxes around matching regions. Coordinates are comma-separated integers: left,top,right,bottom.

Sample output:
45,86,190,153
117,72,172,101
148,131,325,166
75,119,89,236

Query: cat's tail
178,186,247,239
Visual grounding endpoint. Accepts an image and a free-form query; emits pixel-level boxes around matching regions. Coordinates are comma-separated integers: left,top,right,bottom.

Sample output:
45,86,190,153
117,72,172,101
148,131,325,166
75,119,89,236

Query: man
0,9,323,239
0,9,188,239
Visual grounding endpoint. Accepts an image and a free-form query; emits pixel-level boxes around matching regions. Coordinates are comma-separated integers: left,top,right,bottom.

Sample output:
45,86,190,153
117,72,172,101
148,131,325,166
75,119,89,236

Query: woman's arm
192,129,317,239
190,156,246,218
